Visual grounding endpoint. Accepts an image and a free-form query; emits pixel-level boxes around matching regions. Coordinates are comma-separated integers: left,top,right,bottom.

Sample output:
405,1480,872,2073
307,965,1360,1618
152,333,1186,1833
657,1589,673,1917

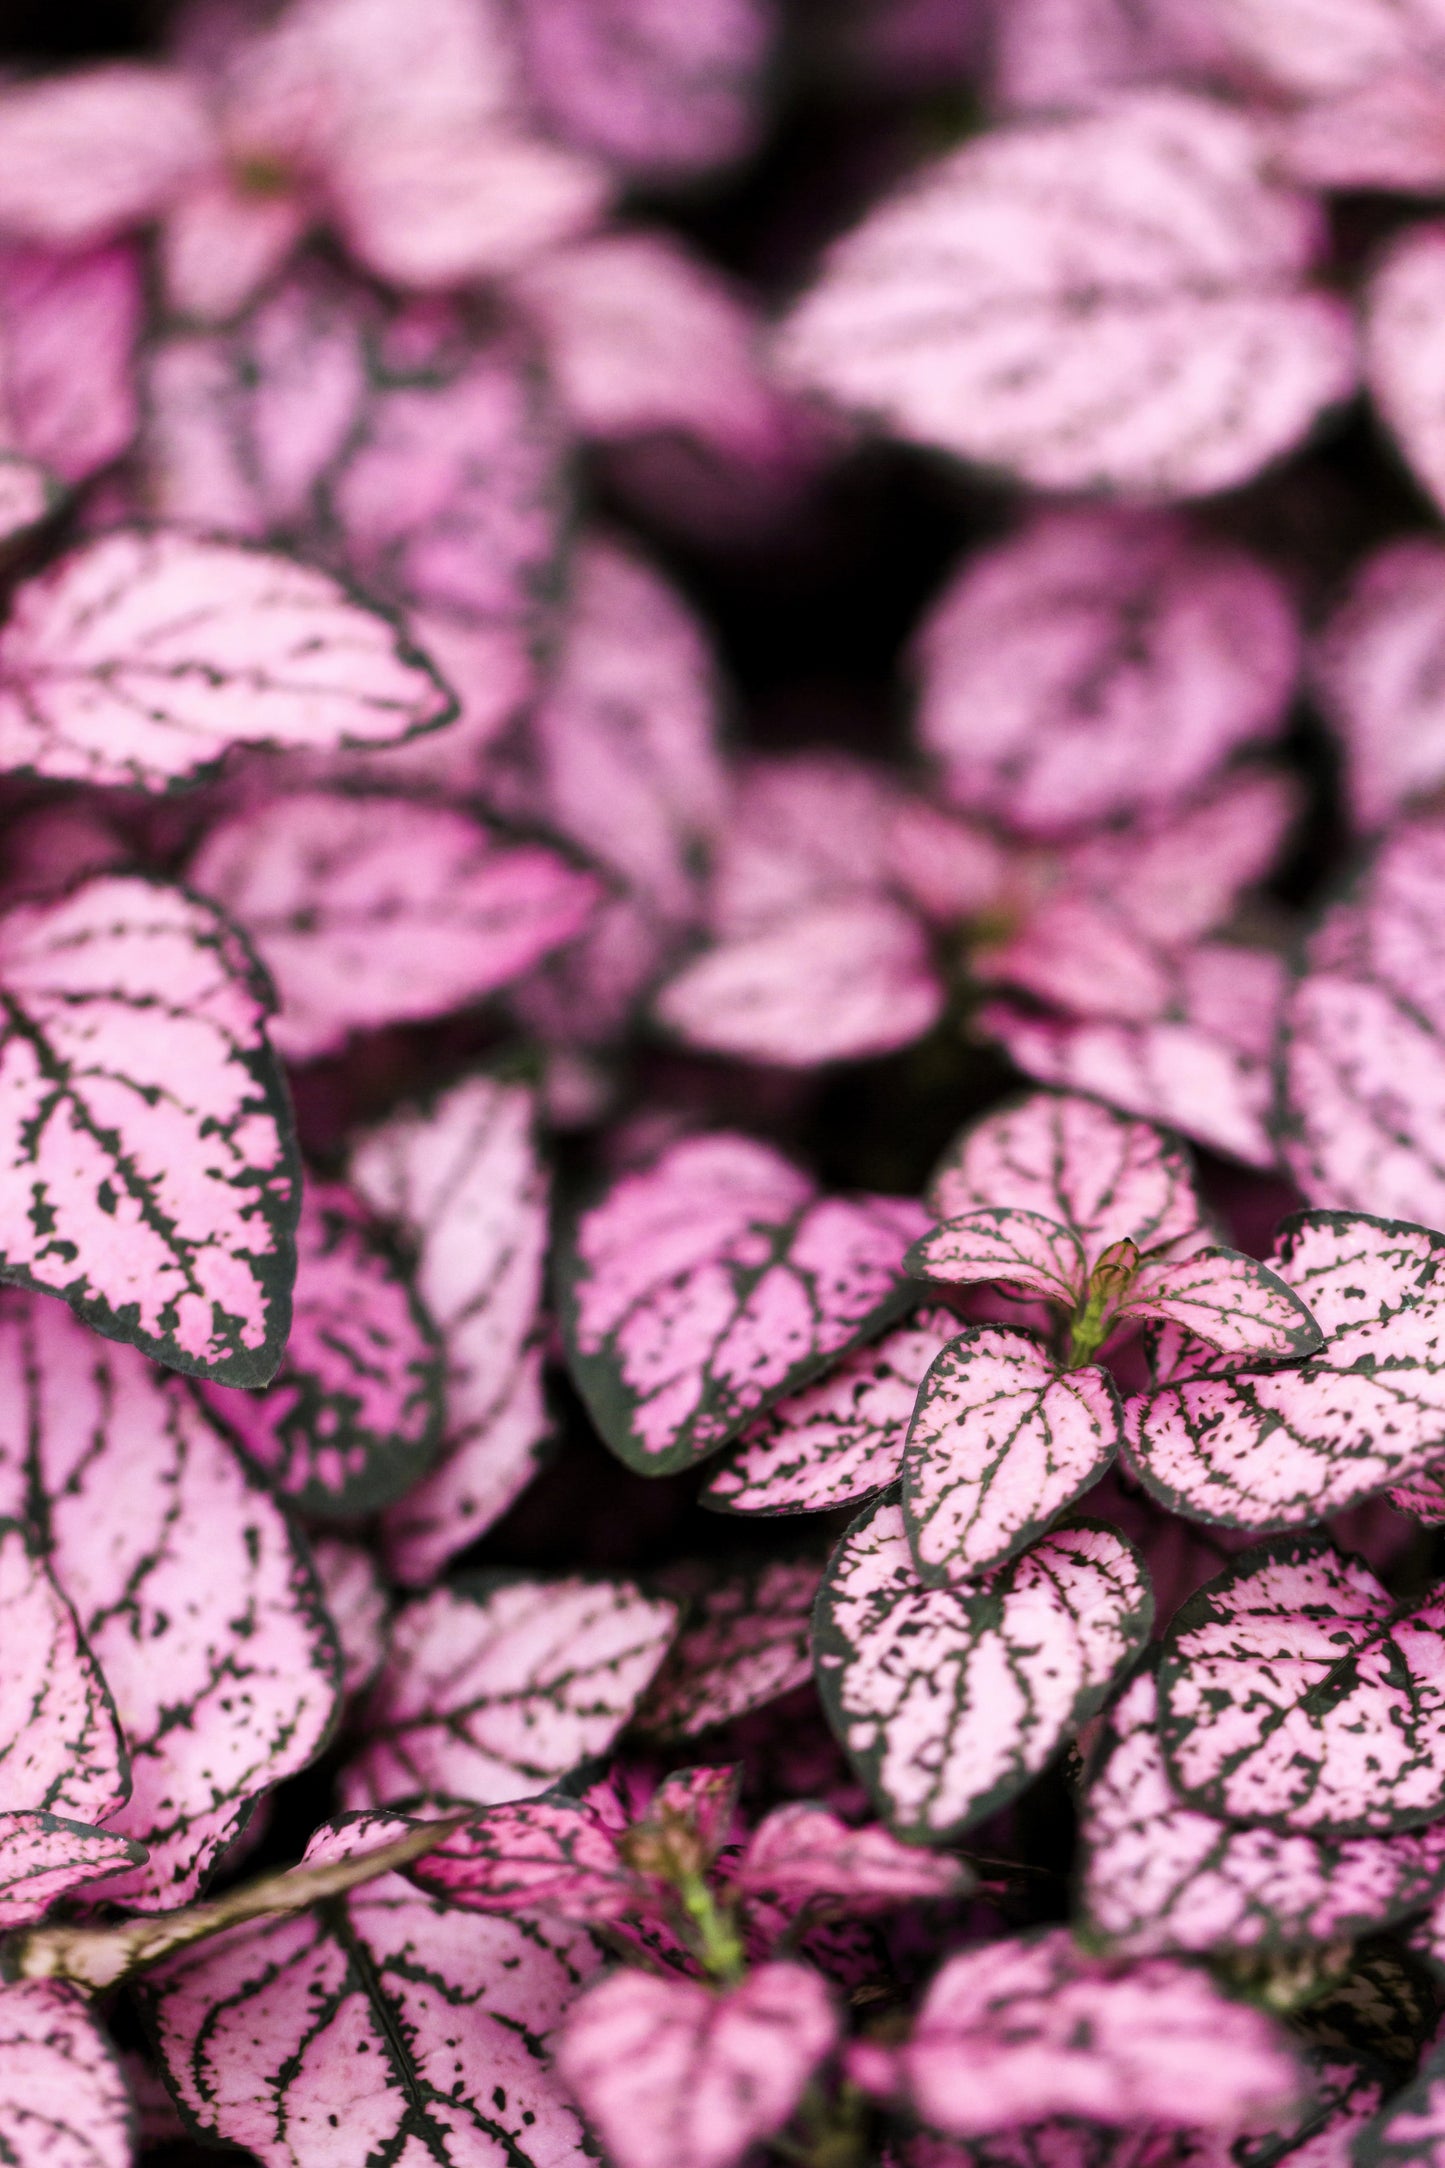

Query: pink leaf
635,1560,821,1737
0,1523,126,1824
814,1499,1152,1838
1123,1248,1321,1360
347,1575,678,1808
143,1871,601,2168
0,530,453,788
735,1803,971,1907
0,65,211,247
0,243,142,484
201,1179,443,1516
1352,2031,1445,2168
0,457,55,547
776,92,1356,499
907,1209,1089,1308
310,1534,387,1701
0,873,297,1384
1079,1669,1445,1956
557,1961,838,2168
708,752,926,934
1312,538,1445,831
559,1132,926,1475
1158,1531,1445,1833
856,1928,1302,2137
1365,223,1445,519
1209,0,1445,96
0,1980,132,2168
929,1091,1206,1267
702,1310,960,1518
991,0,1239,110
912,510,1298,836
902,1327,1123,1582
0,1292,340,1907
158,169,309,326
407,1794,634,1918
189,791,598,1061
1275,69,1445,195
0,1815,146,1930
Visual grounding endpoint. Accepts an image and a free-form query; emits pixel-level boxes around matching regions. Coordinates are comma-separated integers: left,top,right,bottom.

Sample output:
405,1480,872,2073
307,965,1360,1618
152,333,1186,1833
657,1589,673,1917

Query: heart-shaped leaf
1127,1214,1445,1528
634,1560,821,1738
556,1962,838,2168
1079,1668,1445,1956
0,1979,132,2168
1312,538,1445,831
0,872,298,1384
1124,1248,1321,1359
1158,1531,1445,1835
0,530,454,789
558,1132,926,1476
189,790,599,1061
776,92,1356,497
814,1498,1152,1839
0,1291,340,1906
347,1574,678,1808
902,1327,1123,1582
348,1073,552,1585
0,242,142,484
407,1793,637,1919
734,1804,971,1908
702,1310,960,1518
0,64,209,247
1365,223,1445,521
912,508,1298,837
905,1208,1089,1308
201,1178,444,1517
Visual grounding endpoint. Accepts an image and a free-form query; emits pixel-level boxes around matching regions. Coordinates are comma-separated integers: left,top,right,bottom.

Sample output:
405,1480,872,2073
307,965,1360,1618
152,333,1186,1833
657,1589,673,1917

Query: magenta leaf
902,1327,1123,1582
0,64,209,247
348,1074,552,1586
735,1803,970,1908
1276,68,1445,195
559,1132,926,1476
143,1867,601,2168
702,1310,960,1518
0,873,297,1385
1158,1530,1445,1835
907,1210,1088,1307
1313,539,1445,830
189,790,598,1062
310,1534,387,1701
0,531,454,789
635,1560,821,1737
0,1291,340,1906
0,1815,146,1930
407,1794,634,1919
912,509,1298,836
347,1575,678,1808
201,1179,443,1517
814,1498,1152,1838
1365,223,1445,520
1123,1248,1322,1360
0,243,142,485
852,1928,1302,2137
0,1980,133,2168
1128,1214,1445,1528
1079,1667,1445,1957
557,1961,838,2168
0,1522,126,1824
777,92,1357,498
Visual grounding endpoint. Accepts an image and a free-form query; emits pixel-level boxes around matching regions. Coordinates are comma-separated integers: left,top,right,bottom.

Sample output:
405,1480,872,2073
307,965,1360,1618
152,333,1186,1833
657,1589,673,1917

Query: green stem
676,1873,746,1986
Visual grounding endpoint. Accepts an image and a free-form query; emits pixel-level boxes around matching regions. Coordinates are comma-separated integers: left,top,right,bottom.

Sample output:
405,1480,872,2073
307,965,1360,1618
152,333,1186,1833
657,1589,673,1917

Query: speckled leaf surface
635,1560,821,1737
406,1793,635,1919
0,1814,145,1930
734,1803,970,1908
0,873,298,1385
349,1074,552,1585
905,1209,1088,1308
1354,2034,1445,2168
814,1498,1152,1839
1158,1532,1445,1834
348,1575,678,1808
0,1522,126,1824
0,1979,133,2168
202,1179,443,1517
559,1132,926,1476
309,1535,387,1702
1124,1248,1321,1359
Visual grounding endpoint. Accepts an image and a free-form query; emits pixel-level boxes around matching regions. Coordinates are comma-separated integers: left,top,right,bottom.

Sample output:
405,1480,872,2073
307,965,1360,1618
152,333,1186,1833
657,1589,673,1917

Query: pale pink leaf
776,92,1357,498
635,1560,821,1737
0,457,55,547
0,1292,340,1907
560,1132,926,1475
201,1179,443,1516
0,66,211,247
702,1310,960,1518
1158,1531,1445,1833
0,1815,146,1930
814,1499,1152,1838
143,1873,601,2168
1312,538,1445,831
913,509,1298,835
991,0,1239,110
1124,1248,1322,1360
708,752,923,936
158,169,309,326
0,873,297,1384
906,1208,1088,1308
735,1802,971,1907
1365,223,1445,519
517,0,774,179
0,1980,132,2168
189,791,598,1061
347,1575,678,1808
406,1794,634,1918
855,1928,1302,2137
1079,1668,1445,1956
929,1090,1205,1266
902,1327,1122,1582
557,1961,837,2168
0,243,142,484
1275,69,1445,195
0,1523,125,1824
656,897,945,1066
1211,0,1445,96
310,1534,387,1700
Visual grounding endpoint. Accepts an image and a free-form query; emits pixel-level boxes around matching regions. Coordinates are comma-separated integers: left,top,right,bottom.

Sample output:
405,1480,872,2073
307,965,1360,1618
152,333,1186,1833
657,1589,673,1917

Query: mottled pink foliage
408,1793,638,1919
0,244,141,485
1313,539,1445,830
733,1803,969,1907
636,1560,821,1736
309,1534,388,1701
0,65,212,247
0,1980,133,2168
1365,224,1445,519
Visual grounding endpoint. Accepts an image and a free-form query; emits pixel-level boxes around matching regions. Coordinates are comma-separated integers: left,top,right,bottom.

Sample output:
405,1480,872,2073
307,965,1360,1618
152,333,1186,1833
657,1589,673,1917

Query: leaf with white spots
0,873,298,1384
189,790,599,1062
558,1132,927,1477
1365,222,1445,520
902,1327,1123,1582
1313,539,1445,831
0,1980,133,2168
634,1560,821,1738
814,1499,1152,1839
349,1074,553,1585
201,1179,444,1517
906,1209,1088,1308
776,92,1356,499
1158,1531,1445,1834
0,242,142,485
702,1310,959,1518
347,1575,678,1809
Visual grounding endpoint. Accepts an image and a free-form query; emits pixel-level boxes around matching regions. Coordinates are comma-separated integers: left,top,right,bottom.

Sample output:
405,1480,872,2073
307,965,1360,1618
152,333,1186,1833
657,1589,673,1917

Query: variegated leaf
1123,1248,1321,1360
310,1535,387,1701
814,1499,1152,1838
905,1209,1088,1309
734,1803,972,1908
1312,538,1445,831
0,1521,126,1824
1364,222,1445,522
0,1815,146,1931
1353,2033,1445,2168
0,242,142,484
558,1132,926,1476
406,1793,635,1919
0,1980,132,2168
635,1560,821,1737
